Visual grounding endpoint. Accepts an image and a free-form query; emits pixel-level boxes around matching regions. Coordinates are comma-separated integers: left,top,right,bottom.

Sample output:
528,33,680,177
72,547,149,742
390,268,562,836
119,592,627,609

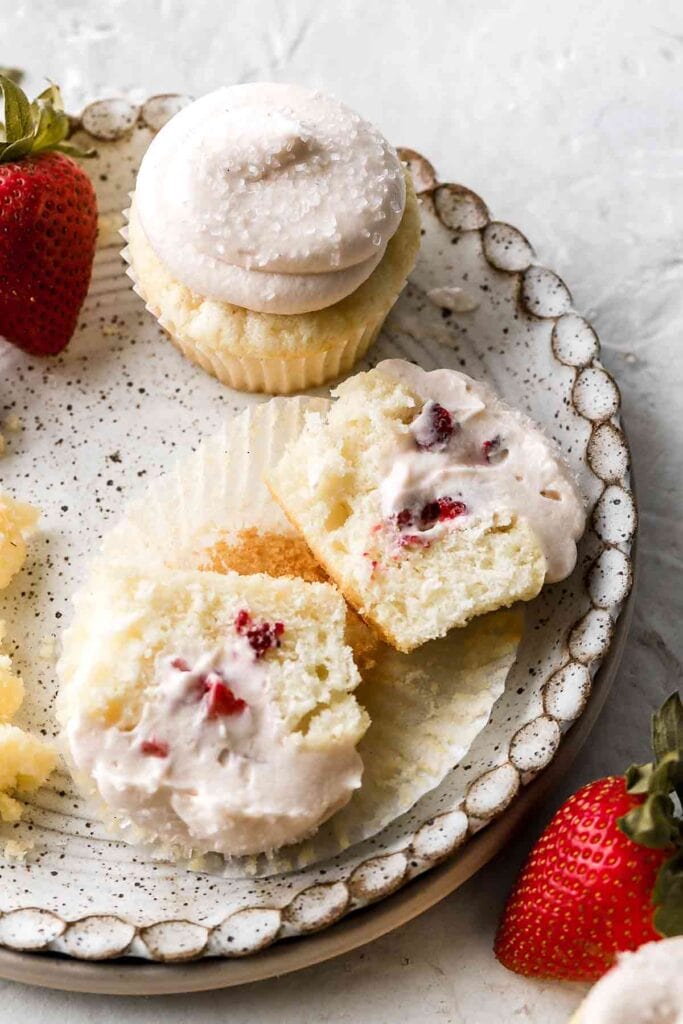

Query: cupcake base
121,173,421,395
145,298,383,395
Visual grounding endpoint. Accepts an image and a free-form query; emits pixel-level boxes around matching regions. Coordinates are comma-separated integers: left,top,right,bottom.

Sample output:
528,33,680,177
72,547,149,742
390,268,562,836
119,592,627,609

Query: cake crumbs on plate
0,495,58,851
4,414,22,433
38,634,58,661
3,837,33,860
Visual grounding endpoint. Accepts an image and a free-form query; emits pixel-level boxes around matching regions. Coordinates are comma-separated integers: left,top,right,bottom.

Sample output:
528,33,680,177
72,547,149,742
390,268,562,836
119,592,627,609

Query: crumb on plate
0,492,39,589
4,415,21,433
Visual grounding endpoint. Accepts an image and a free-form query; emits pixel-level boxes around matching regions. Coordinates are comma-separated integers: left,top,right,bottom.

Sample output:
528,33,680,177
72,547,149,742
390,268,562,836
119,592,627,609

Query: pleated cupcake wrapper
91,399,522,877
121,210,381,395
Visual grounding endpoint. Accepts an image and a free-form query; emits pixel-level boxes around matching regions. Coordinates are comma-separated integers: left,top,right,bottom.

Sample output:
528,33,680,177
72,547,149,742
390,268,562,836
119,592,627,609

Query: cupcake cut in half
88,396,525,873
267,359,586,653
57,566,368,857
125,83,421,394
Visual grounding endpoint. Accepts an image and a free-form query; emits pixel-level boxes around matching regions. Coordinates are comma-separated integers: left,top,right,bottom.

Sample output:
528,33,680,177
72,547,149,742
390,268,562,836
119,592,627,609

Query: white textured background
2,0,682,1019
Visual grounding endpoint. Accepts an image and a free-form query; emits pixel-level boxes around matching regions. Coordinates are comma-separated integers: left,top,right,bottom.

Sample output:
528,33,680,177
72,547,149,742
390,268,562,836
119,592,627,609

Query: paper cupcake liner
120,215,385,396
86,399,522,877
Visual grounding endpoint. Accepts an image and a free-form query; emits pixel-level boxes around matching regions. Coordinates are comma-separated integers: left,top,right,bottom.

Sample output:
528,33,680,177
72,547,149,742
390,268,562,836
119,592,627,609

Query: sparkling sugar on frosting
134,82,406,314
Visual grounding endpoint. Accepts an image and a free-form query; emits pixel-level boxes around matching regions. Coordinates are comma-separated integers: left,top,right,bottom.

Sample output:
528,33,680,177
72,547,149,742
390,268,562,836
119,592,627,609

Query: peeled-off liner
74,398,522,877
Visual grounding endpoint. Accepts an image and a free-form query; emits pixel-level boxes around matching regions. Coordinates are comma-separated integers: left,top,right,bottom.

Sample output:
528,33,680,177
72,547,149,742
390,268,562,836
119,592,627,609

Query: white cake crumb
97,211,125,248
427,286,480,313
0,494,57,843
0,493,40,590
38,635,57,661
3,837,33,860
4,415,21,433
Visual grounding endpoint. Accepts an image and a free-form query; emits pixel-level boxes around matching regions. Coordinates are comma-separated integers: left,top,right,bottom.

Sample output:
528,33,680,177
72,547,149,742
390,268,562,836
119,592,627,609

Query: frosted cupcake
125,83,421,394
569,938,683,1024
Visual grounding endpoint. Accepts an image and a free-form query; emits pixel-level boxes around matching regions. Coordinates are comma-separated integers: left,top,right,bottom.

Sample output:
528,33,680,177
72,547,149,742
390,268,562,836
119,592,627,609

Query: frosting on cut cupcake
134,83,406,314
66,613,363,857
577,938,683,1024
375,360,585,583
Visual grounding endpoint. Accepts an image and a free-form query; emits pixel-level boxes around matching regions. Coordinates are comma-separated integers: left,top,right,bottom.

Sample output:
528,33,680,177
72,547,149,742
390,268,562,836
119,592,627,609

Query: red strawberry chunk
394,508,414,528
202,673,248,719
140,738,169,758
234,609,285,659
482,435,507,464
412,400,455,450
171,657,190,671
435,497,468,521
234,609,251,633
397,533,429,548
420,497,468,526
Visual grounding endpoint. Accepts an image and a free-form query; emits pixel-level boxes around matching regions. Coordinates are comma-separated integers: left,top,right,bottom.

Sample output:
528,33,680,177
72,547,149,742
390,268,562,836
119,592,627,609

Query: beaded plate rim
0,94,636,983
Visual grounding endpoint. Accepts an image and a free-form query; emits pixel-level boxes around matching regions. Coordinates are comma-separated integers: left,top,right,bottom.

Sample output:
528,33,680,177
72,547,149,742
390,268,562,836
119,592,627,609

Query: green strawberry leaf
52,139,97,158
620,791,680,849
653,692,683,761
0,75,95,164
0,74,31,137
31,100,70,153
653,693,683,802
0,67,23,84
625,762,653,794
653,850,683,936
620,692,683,852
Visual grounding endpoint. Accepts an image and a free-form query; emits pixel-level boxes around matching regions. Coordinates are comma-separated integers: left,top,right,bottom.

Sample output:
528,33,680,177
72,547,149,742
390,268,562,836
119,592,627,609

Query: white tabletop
3,0,682,1019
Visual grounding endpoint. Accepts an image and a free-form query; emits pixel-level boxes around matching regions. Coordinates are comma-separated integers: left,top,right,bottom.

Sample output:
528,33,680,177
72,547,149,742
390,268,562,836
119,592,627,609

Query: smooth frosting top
376,360,585,583
579,938,683,1024
134,83,406,314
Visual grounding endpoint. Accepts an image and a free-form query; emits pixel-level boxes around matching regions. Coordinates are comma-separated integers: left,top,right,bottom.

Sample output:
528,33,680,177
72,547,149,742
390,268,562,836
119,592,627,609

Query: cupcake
57,565,368,857
569,938,683,1024
267,360,585,652
125,82,421,394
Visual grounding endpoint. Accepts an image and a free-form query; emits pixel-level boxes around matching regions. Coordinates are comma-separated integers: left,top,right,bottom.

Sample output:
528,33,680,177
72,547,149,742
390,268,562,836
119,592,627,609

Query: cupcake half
57,566,368,857
124,82,421,394
267,360,586,652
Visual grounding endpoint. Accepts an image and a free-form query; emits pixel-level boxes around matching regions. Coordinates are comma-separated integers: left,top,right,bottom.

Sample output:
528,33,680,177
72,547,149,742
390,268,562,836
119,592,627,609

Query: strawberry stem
619,692,683,937
0,75,95,164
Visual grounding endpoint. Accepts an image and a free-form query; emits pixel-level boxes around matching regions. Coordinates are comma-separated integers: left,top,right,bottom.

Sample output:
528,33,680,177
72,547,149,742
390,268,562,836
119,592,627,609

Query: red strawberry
495,693,683,982
140,738,169,758
0,76,97,355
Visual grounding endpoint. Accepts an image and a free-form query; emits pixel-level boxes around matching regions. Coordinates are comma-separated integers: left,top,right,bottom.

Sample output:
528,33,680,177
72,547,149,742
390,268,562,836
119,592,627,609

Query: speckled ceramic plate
0,96,635,992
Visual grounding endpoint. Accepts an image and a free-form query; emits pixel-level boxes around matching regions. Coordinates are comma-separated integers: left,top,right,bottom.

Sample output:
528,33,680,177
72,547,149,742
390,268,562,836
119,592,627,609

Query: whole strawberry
495,693,683,981
0,75,97,355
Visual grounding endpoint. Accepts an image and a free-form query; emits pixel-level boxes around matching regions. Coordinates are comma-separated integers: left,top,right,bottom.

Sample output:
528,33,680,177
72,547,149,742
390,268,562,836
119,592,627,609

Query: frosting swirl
134,83,406,314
